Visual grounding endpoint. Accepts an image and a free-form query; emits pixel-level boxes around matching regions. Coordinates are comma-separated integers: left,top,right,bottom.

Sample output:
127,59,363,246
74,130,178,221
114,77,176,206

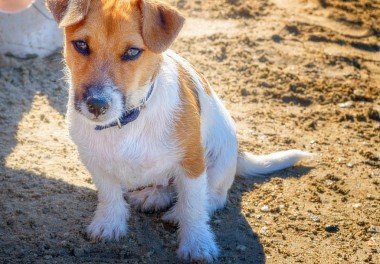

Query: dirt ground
0,0,379,263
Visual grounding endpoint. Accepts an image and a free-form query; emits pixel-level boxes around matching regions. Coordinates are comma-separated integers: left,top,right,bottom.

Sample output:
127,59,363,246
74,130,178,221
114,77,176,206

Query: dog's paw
87,204,129,241
161,206,179,224
129,186,174,213
87,216,127,241
177,229,220,263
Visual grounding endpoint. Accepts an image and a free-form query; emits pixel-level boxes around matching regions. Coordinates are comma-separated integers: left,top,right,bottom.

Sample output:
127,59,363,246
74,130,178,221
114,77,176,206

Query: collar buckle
116,118,122,129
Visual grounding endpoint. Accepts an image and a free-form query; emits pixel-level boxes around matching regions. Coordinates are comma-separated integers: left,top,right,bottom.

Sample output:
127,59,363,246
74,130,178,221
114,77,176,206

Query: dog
47,0,311,261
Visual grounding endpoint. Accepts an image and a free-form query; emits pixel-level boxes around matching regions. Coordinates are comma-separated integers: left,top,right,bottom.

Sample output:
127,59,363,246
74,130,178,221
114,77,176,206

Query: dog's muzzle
83,86,112,117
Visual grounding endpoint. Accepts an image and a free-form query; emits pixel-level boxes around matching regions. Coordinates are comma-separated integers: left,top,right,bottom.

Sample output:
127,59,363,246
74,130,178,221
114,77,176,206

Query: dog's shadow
0,54,311,263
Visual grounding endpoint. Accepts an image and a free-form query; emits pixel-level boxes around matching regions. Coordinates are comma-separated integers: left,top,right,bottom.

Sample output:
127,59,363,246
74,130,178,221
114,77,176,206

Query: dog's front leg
174,170,220,262
87,171,129,241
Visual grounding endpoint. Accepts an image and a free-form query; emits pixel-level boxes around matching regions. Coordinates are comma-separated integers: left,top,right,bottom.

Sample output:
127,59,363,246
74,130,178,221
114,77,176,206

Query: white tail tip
237,149,314,178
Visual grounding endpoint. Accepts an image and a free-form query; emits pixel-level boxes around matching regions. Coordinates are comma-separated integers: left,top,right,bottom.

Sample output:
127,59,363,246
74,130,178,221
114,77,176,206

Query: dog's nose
86,97,110,117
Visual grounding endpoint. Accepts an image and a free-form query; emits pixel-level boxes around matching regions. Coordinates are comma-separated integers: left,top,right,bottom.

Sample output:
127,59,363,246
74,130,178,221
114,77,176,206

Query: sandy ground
0,0,379,263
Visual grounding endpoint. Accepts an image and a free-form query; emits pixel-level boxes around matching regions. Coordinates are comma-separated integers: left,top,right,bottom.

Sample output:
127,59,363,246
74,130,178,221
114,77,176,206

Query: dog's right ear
46,0,90,28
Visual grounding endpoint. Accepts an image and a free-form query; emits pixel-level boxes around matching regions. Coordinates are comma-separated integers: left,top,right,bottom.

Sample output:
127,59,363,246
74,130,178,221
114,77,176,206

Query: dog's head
46,0,184,125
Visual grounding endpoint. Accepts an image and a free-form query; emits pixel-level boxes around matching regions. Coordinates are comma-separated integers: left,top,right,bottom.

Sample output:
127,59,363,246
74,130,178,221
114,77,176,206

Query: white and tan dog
47,0,311,261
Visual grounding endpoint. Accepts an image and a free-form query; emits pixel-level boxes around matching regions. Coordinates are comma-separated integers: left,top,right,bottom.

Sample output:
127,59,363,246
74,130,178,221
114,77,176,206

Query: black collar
95,83,154,131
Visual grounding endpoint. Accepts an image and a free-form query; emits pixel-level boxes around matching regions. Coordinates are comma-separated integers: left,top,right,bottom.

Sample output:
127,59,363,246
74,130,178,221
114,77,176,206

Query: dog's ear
137,0,185,53
46,0,90,28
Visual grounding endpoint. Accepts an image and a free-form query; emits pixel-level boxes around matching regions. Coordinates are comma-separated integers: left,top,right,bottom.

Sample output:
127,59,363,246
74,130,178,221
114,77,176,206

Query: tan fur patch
196,70,212,95
175,63,205,178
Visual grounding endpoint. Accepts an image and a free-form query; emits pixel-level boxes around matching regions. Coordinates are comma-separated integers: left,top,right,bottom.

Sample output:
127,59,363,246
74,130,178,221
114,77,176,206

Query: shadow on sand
0,54,311,263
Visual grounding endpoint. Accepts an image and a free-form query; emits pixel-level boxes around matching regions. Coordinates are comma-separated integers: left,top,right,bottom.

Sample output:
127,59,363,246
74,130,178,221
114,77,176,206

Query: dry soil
0,0,379,263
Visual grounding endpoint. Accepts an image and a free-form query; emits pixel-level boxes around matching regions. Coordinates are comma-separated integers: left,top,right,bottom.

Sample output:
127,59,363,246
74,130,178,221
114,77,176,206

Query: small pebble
236,245,247,252
346,163,353,168
367,226,380,234
73,247,85,257
258,55,268,63
260,226,269,235
213,219,222,225
368,107,380,121
261,205,270,212
352,203,362,209
339,101,353,108
309,214,320,223
241,88,250,96
325,224,339,233
271,34,282,43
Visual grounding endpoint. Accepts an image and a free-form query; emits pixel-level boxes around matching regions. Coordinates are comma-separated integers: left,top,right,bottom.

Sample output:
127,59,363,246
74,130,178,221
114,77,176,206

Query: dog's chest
71,125,179,189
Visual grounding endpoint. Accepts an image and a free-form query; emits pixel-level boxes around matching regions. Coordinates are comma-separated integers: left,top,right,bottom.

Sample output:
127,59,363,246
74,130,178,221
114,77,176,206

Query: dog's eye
72,40,90,56
121,47,142,61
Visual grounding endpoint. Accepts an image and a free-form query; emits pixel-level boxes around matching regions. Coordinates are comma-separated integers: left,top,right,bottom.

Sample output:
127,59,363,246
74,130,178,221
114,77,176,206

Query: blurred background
0,0,62,58
0,1,379,263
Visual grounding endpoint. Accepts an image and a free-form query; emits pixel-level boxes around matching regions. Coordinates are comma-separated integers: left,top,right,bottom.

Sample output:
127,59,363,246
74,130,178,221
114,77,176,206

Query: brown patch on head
47,0,184,102
175,63,205,178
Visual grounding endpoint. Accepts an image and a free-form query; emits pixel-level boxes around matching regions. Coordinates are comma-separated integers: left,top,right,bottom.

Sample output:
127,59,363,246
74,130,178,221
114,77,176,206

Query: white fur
237,150,313,177
78,83,124,126
172,170,219,262
67,50,310,262
86,168,129,240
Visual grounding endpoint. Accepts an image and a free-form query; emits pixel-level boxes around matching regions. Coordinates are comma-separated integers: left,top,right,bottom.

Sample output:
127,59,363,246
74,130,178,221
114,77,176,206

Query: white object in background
0,0,35,13
0,0,63,58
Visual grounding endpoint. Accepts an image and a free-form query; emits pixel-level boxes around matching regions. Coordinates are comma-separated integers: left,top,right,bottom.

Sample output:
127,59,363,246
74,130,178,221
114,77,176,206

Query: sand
0,0,379,263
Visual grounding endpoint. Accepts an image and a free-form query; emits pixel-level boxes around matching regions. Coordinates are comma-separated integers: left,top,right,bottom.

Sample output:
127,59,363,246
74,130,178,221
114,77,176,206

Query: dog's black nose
86,97,110,117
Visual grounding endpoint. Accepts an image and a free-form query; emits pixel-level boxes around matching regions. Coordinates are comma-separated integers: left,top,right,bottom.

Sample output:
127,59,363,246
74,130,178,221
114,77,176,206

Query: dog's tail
236,150,313,177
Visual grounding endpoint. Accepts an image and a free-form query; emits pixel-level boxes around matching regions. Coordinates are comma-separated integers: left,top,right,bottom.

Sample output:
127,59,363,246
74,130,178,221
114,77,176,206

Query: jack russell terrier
47,0,311,262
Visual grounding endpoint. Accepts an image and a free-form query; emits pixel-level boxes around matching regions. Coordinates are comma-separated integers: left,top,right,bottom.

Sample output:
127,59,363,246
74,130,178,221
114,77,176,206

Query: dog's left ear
137,0,185,53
